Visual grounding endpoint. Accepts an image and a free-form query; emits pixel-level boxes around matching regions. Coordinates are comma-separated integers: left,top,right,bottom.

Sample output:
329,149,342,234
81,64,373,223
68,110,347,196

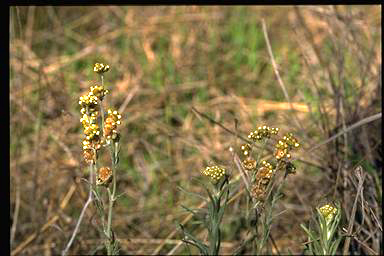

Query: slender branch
10,178,21,246
261,19,304,131
62,163,94,256
343,167,366,254
191,106,252,144
302,112,382,157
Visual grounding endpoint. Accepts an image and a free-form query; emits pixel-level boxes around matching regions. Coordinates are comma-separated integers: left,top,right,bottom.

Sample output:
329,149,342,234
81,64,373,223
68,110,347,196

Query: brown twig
191,106,252,145
342,166,366,254
62,164,94,256
261,19,304,132
10,177,21,246
302,112,382,157
11,184,76,256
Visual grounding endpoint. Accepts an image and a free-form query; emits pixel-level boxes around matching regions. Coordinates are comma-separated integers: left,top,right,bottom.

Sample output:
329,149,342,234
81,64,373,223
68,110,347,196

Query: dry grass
10,6,381,255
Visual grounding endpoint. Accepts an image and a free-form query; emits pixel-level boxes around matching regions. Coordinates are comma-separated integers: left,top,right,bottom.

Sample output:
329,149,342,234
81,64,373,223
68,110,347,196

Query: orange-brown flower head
96,167,113,186
83,149,95,164
103,109,122,143
251,160,274,201
242,158,257,170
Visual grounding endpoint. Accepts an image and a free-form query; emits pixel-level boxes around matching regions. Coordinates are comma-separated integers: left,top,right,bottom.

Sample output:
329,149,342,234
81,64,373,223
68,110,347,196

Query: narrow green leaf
178,186,207,202
180,225,209,255
329,236,343,255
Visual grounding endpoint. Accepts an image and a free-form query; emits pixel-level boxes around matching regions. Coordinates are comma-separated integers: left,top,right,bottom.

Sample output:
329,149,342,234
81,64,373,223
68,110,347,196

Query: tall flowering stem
62,62,122,255
301,202,343,255
234,126,300,254
180,165,229,255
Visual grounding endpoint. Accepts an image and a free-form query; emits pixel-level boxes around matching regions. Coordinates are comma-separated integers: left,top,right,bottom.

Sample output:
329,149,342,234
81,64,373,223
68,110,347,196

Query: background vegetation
10,5,381,255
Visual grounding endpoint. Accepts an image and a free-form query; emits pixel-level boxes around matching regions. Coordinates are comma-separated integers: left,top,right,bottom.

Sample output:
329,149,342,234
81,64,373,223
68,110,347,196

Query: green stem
106,142,118,254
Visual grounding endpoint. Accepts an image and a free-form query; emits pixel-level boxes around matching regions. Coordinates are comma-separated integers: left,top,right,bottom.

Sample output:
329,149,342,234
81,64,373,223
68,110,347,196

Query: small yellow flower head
82,139,91,150
283,133,300,149
80,114,97,127
319,204,338,223
94,63,110,74
271,127,279,135
90,85,109,101
79,93,99,109
274,133,299,160
104,108,122,143
240,144,252,156
261,160,273,171
201,165,226,181
248,126,279,142
84,123,100,140
242,158,257,170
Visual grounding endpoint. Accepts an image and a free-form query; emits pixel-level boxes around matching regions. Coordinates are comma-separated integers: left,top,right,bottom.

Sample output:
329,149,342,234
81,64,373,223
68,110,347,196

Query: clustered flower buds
104,108,122,143
90,85,109,101
94,63,110,74
319,203,338,223
240,143,252,156
251,160,274,201
79,87,104,163
242,158,257,171
274,132,300,160
96,166,113,186
79,63,121,164
239,126,300,202
201,165,226,182
248,126,279,141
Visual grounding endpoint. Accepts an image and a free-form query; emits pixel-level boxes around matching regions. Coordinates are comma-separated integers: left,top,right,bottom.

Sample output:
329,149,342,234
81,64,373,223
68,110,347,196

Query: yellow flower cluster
274,133,300,160
248,126,279,141
104,108,122,143
94,63,110,74
79,65,111,163
319,204,338,223
201,165,226,181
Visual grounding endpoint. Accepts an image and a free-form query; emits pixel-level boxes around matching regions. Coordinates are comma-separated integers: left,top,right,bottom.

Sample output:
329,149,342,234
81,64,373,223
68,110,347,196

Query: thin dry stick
62,164,94,256
301,112,382,158
10,178,21,246
261,19,304,132
343,167,366,255
191,106,323,170
191,107,255,145
11,184,76,256
118,85,140,114
352,236,378,255
233,152,250,194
